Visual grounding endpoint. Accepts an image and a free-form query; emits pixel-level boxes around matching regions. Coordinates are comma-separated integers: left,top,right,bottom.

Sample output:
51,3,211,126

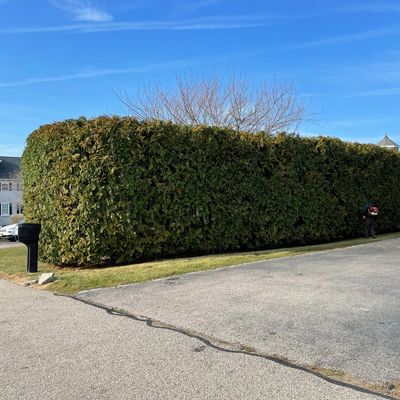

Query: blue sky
1,0,400,156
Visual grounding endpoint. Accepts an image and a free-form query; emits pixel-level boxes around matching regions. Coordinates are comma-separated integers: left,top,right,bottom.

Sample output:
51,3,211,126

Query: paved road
0,280,387,400
2,238,400,399
78,238,400,386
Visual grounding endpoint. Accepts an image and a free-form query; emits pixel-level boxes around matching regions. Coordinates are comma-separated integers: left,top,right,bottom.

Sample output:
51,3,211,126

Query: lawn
1,232,400,295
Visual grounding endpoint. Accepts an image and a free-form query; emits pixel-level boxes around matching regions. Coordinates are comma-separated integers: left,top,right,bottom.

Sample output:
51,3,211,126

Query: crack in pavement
57,293,399,400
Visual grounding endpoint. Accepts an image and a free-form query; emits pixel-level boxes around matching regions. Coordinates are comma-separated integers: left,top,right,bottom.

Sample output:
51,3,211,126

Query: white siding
0,178,23,226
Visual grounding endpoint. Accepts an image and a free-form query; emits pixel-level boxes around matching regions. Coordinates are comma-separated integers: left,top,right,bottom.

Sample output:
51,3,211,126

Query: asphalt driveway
1,280,385,400
78,238,400,386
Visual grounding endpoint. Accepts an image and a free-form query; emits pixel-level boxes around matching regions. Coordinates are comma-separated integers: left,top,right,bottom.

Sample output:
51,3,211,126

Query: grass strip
1,232,399,295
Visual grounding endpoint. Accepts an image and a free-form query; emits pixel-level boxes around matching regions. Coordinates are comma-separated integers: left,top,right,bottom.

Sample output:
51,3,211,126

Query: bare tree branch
118,73,308,134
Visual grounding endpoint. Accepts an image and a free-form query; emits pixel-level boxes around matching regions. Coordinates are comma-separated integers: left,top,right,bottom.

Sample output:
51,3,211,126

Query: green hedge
21,116,400,266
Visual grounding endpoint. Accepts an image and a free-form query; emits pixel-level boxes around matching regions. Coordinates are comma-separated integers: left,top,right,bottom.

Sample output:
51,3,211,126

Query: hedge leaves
22,117,400,266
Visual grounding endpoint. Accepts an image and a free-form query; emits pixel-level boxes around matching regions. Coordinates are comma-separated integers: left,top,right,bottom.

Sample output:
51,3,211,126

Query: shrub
22,116,400,266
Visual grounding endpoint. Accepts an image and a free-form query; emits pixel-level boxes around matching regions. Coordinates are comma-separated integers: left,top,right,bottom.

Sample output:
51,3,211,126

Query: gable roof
0,156,21,179
377,134,399,149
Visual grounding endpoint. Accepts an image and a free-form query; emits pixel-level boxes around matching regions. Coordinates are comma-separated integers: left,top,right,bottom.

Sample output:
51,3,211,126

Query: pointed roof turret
377,134,399,150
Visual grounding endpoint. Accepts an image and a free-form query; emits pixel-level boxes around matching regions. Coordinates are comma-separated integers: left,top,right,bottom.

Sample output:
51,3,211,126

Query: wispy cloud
351,87,400,97
0,64,177,88
304,57,400,92
325,117,400,128
0,15,278,34
335,60,400,86
48,0,113,22
179,0,226,10
340,2,400,14
73,7,112,22
298,92,330,98
305,2,400,18
0,53,257,88
283,26,399,50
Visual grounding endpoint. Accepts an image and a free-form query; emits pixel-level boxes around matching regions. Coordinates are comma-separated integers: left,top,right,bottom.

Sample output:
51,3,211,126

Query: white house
0,156,23,226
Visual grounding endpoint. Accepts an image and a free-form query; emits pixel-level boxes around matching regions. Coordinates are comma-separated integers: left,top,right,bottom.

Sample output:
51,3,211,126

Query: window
0,182,9,191
16,204,23,214
0,203,11,216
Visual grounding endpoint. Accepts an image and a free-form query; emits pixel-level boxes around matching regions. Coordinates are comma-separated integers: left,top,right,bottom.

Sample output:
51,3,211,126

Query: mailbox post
18,223,41,273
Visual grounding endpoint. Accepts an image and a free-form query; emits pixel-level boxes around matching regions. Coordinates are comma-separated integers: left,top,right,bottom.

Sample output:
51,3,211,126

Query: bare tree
117,73,306,134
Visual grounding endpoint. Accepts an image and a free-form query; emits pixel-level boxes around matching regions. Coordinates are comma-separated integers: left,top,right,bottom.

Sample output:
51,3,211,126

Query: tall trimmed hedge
22,116,400,266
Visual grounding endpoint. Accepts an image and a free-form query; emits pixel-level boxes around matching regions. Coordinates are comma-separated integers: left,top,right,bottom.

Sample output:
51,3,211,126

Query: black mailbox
18,223,41,273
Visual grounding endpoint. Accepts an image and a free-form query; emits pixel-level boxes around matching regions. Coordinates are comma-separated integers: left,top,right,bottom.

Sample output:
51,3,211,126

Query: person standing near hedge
362,202,379,238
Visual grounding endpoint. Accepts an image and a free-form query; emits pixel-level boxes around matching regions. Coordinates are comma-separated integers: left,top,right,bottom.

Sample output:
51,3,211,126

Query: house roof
0,156,21,179
377,134,399,148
